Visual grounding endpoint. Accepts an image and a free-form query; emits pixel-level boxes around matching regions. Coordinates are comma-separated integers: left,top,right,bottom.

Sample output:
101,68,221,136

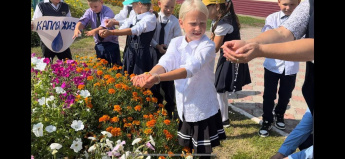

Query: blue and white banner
32,16,79,53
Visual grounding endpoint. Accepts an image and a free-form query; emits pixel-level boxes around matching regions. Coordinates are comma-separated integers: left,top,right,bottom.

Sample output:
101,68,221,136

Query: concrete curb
229,103,289,137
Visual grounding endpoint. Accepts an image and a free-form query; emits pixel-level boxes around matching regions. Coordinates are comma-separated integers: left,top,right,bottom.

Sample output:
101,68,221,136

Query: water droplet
51,31,63,52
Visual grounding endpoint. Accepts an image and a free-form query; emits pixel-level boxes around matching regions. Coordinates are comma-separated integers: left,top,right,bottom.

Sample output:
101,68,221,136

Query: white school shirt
32,0,71,20
210,20,234,36
157,34,220,122
114,5,136,26
262,11,299,75
119,11,156,36
150,12,182,47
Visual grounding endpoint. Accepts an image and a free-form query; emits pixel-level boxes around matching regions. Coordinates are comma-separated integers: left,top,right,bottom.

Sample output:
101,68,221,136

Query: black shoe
258,120,272,137
222,119,230,128
274,114,286,130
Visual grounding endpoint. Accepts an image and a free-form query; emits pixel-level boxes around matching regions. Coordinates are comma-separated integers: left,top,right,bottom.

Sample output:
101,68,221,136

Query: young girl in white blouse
131,0,226,157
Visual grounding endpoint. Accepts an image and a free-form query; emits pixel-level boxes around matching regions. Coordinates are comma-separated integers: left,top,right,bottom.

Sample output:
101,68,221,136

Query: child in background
259,0,301,137
202,0,251,128
72,0,122,67
99,0,156,75
31,0,73,62
150,0,182,118
104,5,136,28
131,0,226,157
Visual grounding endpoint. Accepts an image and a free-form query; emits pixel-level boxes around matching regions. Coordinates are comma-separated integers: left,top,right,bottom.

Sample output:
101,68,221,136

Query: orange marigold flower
158,156,166,159
161,109,168,116
182,146,191,153
163,129,169,135
122,84,130,91
126,133,132,139
118,66,123,70
153,112,158,117
99,115,110,123
151,97,158,103
144,128,152,135
86,103,93,109
158,103,164,108
132,120,140,125
87,76,94,80
126,106,132,110
94,82,100,87
108,88,116,94
76,67,83,73
110,127,122,137
110,116,119,123
168,151,174,157
115,73,122,78
97,70,103,76
115,84,122,89
129,74,135,79
127,117,133,121
132,92,138,97
123,118,127,123
143,115,149,119
134,105,142,111
106,77,115,84
146,97,151,102
113,105,122,112
149,114,154,120
106,126,114,132
84,68,90,72
146,89,153,95
164,119,171,125
78,84,85,90
75,95,81,101
146,119,156,127
104,74,111,79
124,123,131,128
165,133,173,140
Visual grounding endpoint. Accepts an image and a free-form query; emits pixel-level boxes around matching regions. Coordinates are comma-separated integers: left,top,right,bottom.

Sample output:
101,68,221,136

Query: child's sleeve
261,14,275,32
130,14,156,36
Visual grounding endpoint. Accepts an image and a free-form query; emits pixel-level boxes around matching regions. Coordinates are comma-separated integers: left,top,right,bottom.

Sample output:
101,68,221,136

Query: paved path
117,26,308,136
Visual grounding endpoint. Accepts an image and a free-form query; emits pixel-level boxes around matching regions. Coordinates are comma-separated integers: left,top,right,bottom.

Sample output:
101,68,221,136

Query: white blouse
157,35,220,122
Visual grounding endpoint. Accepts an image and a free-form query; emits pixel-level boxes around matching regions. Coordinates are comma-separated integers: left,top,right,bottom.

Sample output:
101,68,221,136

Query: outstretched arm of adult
221,26,295,61
222,38,314,63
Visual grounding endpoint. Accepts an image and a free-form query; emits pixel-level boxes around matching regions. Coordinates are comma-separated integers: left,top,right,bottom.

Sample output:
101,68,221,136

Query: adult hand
270,152,286,159
221,40,259,63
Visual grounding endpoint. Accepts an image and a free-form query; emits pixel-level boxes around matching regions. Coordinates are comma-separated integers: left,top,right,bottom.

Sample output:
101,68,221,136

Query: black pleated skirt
177,110,226,154
214,51,251,93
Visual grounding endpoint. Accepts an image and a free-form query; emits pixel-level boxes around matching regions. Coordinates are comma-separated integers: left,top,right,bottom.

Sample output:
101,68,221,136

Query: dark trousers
41,41,72,62
95,42,122,67
262,68,297,122
160,81,176,117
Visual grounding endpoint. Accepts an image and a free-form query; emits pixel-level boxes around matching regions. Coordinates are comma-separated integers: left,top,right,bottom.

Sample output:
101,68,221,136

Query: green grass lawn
31,2,286,158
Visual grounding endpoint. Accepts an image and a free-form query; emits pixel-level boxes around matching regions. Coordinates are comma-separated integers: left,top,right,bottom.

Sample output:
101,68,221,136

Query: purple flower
146,142,155,151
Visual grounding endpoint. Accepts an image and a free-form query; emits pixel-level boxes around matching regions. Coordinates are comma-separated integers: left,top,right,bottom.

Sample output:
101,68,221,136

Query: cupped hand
99,29,111,38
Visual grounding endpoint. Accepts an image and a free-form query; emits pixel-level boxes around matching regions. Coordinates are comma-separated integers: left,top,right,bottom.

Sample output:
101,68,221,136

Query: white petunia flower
149,135,155,146
70,138,83,152
87,137,96,141
101,131,112,138
102,156,111,159
80,90,90,98
50,143,62,150
32,122,44,137
71,120,84,131
38,97,47,106
88,144,96,152
54,87,66,94
120,151,130,159
84,151,89,159
132,138,142,145
45,125,56,133
106,139,114,149
34,61,47,71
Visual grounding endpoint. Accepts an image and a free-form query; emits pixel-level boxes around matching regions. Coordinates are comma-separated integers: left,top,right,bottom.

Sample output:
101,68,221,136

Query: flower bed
31,54,184,158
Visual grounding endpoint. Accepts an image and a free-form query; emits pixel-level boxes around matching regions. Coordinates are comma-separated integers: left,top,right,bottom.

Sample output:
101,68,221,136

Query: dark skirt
177,110,226,154
214,51,251,93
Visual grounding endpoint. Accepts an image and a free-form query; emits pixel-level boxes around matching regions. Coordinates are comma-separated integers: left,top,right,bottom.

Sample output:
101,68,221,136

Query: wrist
152,73,160,84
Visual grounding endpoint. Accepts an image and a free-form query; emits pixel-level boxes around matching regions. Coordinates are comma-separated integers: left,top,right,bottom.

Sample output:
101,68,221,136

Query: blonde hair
179,0,209,20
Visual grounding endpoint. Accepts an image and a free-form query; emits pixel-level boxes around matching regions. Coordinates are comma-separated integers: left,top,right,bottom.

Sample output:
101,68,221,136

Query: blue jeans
95,42,122,67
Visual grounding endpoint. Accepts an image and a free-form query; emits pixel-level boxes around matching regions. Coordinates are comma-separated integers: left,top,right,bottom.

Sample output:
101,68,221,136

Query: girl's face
88,1,103,13
179,10,207,42
206,4,218,20
159,0,175,17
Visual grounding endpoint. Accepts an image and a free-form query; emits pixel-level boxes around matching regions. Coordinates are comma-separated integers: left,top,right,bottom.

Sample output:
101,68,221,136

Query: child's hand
156,44,167,54
104,19,116,28
84,30,96,37
72,29,81,39
99,29,112,38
